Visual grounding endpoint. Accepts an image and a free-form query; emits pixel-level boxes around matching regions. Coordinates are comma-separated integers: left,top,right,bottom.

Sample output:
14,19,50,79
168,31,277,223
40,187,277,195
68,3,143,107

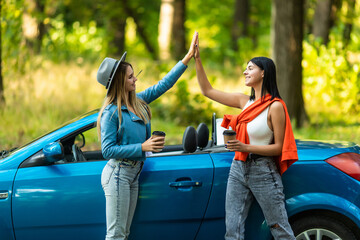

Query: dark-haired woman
97,32,198,240
194,35,298,240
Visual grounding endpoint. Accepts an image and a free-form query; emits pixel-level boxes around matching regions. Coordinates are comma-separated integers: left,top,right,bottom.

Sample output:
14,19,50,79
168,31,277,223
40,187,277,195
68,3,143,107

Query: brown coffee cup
223,130,236,143
152,131,166,148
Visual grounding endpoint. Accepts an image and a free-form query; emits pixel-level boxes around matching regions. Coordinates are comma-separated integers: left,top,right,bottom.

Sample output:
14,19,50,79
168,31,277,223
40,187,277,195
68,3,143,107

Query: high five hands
182,31,199,65
194,33,200,59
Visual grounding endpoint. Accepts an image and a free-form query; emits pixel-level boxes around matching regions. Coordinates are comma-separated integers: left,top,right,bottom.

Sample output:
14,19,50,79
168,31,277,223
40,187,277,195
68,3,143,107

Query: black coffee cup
152,131,166,137
152,131,166,149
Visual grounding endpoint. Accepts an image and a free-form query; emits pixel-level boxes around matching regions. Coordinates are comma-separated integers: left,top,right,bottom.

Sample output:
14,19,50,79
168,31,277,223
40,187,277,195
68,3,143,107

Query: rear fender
286,193,360,228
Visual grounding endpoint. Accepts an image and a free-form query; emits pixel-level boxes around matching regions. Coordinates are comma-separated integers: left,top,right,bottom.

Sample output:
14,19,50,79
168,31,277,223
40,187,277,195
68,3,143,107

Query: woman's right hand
141,136,165,152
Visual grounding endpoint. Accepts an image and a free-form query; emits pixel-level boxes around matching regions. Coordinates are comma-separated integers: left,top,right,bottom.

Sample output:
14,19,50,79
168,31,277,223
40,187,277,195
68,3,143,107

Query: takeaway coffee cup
152,131,166,148
223,130,236,143
152,131,166,138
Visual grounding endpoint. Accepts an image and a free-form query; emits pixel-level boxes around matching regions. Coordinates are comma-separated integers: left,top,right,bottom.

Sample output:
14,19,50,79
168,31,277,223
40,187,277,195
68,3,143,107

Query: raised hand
194,34,200,59
182,31,198,65
188,31,198,58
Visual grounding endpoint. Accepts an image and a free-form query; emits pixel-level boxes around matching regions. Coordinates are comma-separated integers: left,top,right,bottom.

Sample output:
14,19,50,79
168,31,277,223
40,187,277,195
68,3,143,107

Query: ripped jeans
225,157,295,240
101,159,144,240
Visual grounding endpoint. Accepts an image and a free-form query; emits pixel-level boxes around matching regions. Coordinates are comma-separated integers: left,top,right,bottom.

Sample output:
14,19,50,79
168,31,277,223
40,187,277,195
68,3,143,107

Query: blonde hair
97,62,151,138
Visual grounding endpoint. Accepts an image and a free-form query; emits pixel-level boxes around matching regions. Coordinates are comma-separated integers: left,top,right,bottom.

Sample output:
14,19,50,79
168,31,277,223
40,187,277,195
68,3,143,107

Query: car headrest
197,123,209,149
182,126,198,153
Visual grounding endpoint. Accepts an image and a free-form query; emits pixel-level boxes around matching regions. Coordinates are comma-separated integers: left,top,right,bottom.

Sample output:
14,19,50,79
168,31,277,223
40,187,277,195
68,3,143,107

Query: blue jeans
101,159,144,240
225,157,295,240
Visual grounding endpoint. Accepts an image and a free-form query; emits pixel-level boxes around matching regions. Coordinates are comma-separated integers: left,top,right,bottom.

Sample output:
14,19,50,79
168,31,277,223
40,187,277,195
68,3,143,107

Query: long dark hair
249,57,281,101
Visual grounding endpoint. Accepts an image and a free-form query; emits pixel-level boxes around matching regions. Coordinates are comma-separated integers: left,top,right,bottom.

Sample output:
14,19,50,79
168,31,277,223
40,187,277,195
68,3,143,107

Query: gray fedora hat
97,51,127,95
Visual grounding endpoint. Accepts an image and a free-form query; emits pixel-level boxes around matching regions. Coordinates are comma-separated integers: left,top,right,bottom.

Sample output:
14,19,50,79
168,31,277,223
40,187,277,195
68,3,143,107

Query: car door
12,158,107,240
11,128,214,240
131,152,214,240
12,153,214,240
11,126,107,240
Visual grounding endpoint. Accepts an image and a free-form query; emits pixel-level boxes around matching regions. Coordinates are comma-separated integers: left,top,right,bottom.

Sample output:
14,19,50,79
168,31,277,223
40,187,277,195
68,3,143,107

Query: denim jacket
100,61,187,161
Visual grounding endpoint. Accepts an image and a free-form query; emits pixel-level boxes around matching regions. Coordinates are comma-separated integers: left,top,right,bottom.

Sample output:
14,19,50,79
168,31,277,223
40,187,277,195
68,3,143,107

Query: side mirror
43,142,65,163
75,133,85,148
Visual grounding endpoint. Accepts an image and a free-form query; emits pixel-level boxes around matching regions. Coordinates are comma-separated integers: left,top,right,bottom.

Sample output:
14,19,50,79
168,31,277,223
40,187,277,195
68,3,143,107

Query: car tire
292,215,357,240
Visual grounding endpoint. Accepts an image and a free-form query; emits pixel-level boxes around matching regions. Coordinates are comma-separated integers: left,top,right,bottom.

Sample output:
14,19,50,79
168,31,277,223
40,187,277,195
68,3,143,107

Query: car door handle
0,191,8,199
169,180,202,188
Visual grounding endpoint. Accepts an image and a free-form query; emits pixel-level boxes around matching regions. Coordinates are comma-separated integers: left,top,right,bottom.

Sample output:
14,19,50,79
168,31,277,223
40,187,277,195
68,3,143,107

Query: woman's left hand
182,31,198,65
225,140,248,152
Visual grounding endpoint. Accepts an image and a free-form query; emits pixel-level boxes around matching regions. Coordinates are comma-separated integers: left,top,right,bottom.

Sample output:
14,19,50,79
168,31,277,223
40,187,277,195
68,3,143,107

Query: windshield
1,110,98,159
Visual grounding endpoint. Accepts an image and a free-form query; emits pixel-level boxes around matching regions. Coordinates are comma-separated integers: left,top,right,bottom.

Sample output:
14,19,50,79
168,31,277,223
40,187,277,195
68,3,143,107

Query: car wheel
292,215,357,240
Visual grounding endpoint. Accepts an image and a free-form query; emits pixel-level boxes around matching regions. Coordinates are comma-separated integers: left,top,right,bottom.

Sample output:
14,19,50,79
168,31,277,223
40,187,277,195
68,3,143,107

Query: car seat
182,126,198,153
72,144,87,162
196,123,209,150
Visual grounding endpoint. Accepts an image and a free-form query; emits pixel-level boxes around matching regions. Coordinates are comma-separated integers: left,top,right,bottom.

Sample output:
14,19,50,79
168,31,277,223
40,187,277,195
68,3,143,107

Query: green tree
312,0,341,45
2,0,28,105
101,0,127,56
0,0,4,105
171,0,186,60
121,0,159,59
231,0,249,51
342,0,356,47
272,0,308,128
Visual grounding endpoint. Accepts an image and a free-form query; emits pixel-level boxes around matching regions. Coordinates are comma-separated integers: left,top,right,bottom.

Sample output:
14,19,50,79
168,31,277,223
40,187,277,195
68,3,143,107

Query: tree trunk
343,0,355,47
313,0,332,45
120,0,158,60
231,0,249,51
109,16,126,56
0,1,4,105
331,0,342,31
158,0,174,60
171,0,186,60
104,0,126,56
34,0,46,53
272,0,307,128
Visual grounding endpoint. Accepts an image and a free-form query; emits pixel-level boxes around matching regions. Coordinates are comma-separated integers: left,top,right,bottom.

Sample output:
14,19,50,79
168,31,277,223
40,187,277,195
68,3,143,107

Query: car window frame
19,123,99,168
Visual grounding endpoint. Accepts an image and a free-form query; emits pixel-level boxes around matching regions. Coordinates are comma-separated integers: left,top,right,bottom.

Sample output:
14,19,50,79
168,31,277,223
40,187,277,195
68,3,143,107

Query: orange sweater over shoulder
221,94,298,175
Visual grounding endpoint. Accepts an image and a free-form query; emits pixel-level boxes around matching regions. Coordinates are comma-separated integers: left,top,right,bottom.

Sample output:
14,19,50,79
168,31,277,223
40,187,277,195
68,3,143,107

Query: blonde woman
96,32,198,240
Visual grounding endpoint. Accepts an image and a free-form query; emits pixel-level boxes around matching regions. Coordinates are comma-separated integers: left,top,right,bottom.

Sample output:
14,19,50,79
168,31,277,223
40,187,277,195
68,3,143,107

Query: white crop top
243,100,274,146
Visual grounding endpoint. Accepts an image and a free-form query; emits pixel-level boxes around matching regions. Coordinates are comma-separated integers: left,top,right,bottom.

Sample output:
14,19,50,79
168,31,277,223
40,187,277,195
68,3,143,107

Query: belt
248,153,266,161
118,158,137,167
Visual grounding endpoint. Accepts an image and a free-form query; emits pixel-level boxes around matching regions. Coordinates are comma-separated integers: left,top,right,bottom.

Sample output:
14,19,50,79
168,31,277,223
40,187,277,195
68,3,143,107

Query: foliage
186,0,272,65
1,0,360,149
2,0,28,74
43,16,108,62
303,24,360,124
151,77,217,127
126,0,161,55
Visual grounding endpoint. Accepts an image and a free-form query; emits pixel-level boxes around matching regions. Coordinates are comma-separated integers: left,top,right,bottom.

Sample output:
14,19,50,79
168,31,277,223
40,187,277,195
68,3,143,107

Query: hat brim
106,51,127,95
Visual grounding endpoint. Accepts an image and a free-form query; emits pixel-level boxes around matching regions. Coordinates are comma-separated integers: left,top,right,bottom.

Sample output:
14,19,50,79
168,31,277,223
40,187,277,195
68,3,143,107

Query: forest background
1,0,359,149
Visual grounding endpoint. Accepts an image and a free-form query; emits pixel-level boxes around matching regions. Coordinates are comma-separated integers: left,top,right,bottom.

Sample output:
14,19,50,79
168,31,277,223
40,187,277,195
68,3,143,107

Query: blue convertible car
1,110,360,240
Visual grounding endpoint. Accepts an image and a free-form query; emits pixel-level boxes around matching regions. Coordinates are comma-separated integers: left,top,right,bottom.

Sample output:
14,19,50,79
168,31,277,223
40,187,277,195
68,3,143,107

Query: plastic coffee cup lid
152,131,166,136
223,130,236,136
